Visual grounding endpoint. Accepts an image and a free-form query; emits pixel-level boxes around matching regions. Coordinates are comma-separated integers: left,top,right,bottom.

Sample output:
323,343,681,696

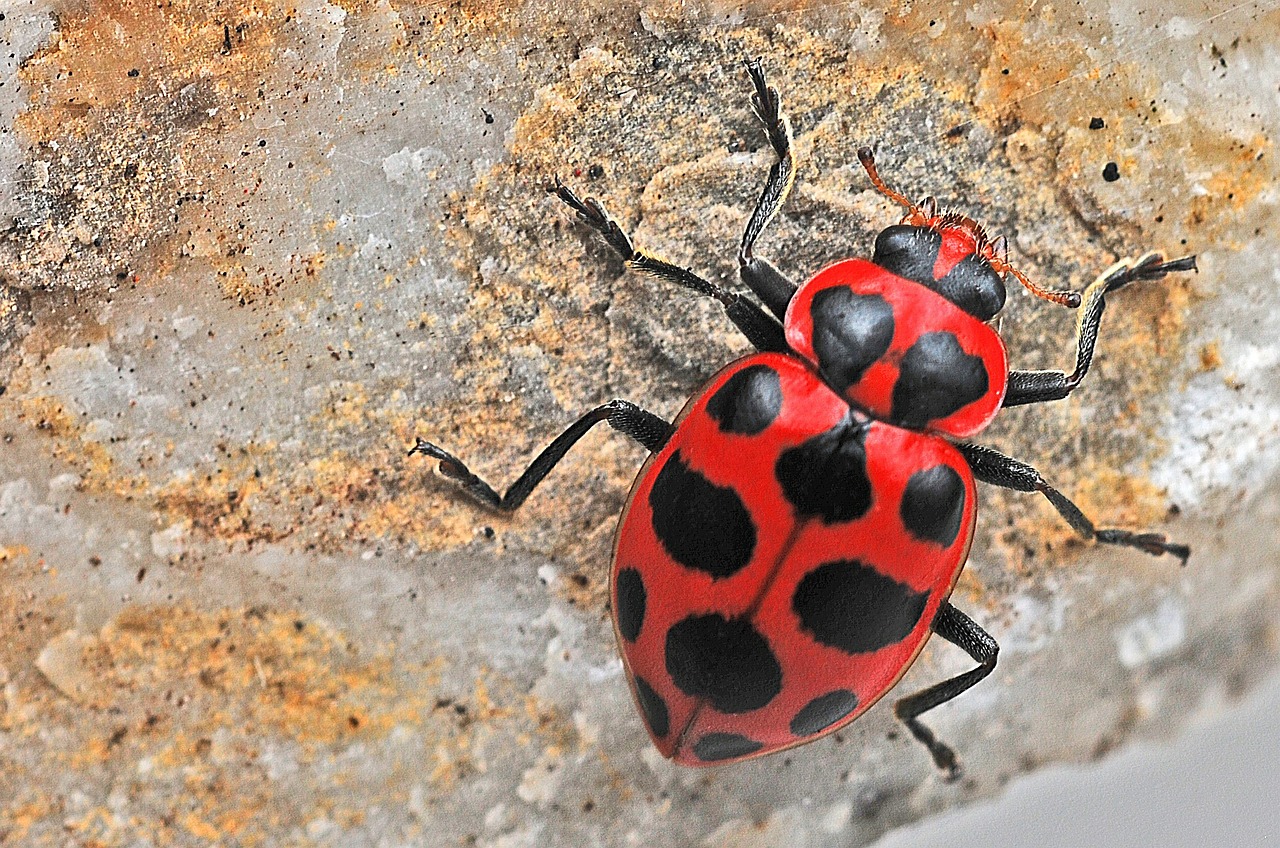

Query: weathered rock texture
1,1,1277,845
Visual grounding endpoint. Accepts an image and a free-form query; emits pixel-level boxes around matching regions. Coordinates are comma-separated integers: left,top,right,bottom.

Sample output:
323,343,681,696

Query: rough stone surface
1,1,1278,845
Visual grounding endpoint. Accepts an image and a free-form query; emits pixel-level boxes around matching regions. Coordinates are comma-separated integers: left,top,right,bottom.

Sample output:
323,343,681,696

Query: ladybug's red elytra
412,60,1194,778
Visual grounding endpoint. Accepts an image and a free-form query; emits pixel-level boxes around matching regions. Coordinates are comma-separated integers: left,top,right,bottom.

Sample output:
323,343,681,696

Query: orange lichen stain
1198,341,1223,372
972,21,1086,121
950,567,989,607
6,0,481,299
1182,132,1274,237
182,812,224,842
53,604,418,743
394,0,520,45
11,339,487,552
153,465,286,547
16,396,125,490
0,800,57,844
1,602,568,841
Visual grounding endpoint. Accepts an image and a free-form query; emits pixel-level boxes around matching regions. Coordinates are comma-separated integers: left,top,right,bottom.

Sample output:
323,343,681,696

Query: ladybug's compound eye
872,226,1007,321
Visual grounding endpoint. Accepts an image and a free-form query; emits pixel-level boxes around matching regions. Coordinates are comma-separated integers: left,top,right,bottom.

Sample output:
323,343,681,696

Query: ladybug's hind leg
738,58,799,321
1003,254,1197,407
410,400,670,512
958,442,1191,563
550,182,788,353
895,603,998,781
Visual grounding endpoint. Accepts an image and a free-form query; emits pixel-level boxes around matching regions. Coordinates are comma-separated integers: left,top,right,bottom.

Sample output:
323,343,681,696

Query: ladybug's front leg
550,182,788,354
1003,253,1197,407
737,58,799,320
410,400,670,512
894,603,999,781
957,442,1191,563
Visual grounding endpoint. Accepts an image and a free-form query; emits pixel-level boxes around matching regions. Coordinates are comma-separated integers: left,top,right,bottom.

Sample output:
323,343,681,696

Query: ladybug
411,60,1195,777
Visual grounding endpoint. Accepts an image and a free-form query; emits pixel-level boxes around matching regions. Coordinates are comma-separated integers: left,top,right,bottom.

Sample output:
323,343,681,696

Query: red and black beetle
412,60,1194,777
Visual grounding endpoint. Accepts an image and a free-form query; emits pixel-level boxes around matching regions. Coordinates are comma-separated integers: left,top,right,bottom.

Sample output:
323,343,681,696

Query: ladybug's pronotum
413,60,1193,777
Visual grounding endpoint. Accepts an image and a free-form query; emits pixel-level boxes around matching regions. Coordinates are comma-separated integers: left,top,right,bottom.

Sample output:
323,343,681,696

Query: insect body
412,60,1194,776
614,351,978,764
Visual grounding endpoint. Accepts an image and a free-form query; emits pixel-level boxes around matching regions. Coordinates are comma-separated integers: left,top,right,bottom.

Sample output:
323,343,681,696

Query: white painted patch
1165,16,1204,38
819,800,853,834
150,522,188,558
996,591,1069,654
516,747,564,806
46,473,82,497
573,710,600,748
1116,598,1187,668
172,313,202,339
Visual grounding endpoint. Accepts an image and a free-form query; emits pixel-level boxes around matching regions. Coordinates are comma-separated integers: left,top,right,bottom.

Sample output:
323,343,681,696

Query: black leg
738,58,799,320
958,442,1190,563
410,400,671,512
895,603,998,781
550,181,789,353
1004,253,1197,407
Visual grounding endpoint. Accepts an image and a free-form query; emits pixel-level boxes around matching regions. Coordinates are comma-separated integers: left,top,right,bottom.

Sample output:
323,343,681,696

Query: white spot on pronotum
1116,598,1187,668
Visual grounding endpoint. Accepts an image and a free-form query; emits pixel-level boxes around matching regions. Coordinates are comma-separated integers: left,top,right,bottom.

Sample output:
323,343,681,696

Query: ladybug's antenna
858,147,1082,309
993,258,1082,308
988,233,1082,308
857,148,921,219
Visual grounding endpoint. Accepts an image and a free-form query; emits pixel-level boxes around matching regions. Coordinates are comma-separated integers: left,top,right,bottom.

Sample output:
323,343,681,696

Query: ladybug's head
857,148,1081,320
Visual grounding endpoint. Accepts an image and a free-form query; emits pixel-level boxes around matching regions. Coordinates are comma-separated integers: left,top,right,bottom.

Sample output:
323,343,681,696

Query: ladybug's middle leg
550,182,788,353
894,603,998,780
1003,253,1197,407
410,400,670,512
737,58,799,321
957,442,1191,563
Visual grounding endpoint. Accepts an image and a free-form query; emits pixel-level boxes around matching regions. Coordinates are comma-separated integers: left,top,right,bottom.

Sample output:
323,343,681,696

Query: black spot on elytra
649,451,756,579
792,559,930,654
900,465,967,547
809,286,895,393
633,676,669,738
790,689,861,736
615,567,646,642
705,364,783,435
890,331,989,428
934,254,1006,321
872,225,941,285
775,415,873,523
692,732,764,762
665,613,782,713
